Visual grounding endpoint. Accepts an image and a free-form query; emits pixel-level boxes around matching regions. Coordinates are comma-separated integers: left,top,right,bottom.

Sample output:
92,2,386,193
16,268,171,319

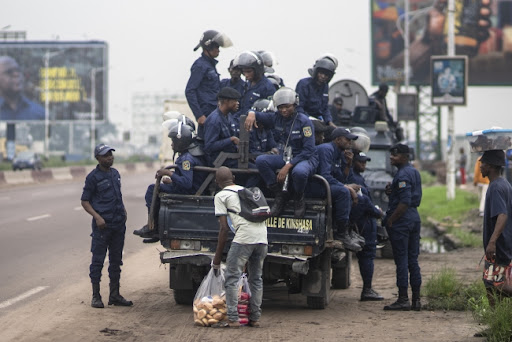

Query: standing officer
295,55,338,128
185,30,232,140
81,144,133,308
383,143,422,311
245,87,317,218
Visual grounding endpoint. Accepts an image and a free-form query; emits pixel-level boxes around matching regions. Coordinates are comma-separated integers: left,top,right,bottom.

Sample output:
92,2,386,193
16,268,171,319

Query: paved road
0,170,154,310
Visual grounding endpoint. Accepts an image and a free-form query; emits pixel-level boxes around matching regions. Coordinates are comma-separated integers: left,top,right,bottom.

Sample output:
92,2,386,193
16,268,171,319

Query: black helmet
233,51,265,76
273,87,299,107
169,123,196,153
193,30,233,51
251,99,274,113
308,56,337,82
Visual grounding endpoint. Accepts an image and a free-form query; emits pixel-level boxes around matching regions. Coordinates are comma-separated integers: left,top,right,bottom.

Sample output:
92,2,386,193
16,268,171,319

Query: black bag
223,187,271,223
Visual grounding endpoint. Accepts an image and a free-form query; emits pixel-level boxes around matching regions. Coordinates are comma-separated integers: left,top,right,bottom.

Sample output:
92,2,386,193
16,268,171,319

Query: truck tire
306,250,331,310
307,296,327,310
173,289,196,305
331,252,351,289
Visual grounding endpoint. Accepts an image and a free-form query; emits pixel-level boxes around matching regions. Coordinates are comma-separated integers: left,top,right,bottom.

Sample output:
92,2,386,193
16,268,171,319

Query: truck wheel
306,250,331,310
307,295,327,310
173,289,196,305
332,252,351,289
380,242,394,259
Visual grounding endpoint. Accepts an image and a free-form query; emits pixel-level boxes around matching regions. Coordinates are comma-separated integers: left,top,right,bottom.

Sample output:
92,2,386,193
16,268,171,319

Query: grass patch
420,171,437,187
469,292,512,341
419,186,478,223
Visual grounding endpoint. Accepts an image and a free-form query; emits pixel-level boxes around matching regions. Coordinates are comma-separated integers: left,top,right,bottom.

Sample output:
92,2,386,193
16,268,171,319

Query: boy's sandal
211,320,241,328
248,320,260,328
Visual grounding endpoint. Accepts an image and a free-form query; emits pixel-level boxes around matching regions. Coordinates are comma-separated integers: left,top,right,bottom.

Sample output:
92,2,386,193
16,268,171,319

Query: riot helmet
273,87,299,107
257,50,276,73
193,30,233,51
308,56,337,82
187,139,205,157
266,74,283,90
162,111,196,132
251,99,274,113
234,51,265,77
169,122,196,153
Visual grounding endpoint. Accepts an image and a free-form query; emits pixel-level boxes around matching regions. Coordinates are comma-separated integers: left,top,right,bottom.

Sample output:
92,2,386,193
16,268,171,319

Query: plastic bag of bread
193,267,227,327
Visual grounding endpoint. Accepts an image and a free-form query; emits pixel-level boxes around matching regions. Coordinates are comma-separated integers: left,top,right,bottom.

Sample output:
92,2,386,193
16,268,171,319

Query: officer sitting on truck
245,87,318,218
133,122,207,242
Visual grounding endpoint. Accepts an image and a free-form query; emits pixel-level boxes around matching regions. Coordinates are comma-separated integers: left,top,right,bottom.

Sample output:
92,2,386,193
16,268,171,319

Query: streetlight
43,49,66,158
90,67,106,160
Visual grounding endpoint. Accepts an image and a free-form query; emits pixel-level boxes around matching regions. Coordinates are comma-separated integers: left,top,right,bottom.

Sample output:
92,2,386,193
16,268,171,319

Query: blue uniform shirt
203,108,238,166
387,163,422,222
170,152,208,194
185,54,220,120
295,77,332,124
315,142,353,185
237,77,275,119
483,177,512,264
256,110,316,166
81,166,126,227
220,77,245,97
249,127,277,157
0,96,45,121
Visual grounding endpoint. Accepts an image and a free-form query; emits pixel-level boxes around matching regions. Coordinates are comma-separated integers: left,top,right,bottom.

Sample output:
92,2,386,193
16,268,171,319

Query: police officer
134,122,208,241
330,97,352,127
310,127,362,251
220,59,245,96
295,55,338,127
203,87,241,168
234,51,275,122
81,144,133,308
383,143,423,311
248,99,277,159
245,87,317,218
351,151,385,301
185,30,232,140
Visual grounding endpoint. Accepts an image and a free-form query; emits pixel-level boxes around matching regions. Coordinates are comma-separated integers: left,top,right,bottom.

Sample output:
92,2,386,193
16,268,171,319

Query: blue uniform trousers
90,224,126,284
306,180,352,222
255,154,316,194
356,218,377,287
388,220,422,289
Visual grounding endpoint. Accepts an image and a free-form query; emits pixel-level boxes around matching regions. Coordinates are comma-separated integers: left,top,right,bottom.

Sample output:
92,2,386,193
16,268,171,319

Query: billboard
0,41,108,122
431,56,468,105
371,0,512,86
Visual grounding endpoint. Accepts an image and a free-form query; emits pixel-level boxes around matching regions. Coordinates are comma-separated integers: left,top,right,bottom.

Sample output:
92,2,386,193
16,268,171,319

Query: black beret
390,143,409,154
217,87,241,100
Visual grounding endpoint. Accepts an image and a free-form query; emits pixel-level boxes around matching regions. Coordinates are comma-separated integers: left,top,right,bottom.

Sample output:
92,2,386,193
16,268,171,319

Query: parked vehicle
12,151,43,171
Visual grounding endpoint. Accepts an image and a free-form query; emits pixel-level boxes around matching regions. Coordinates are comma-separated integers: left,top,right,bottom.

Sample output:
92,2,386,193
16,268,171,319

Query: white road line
74,206,83,211
0,286,49,309
27,214,51,221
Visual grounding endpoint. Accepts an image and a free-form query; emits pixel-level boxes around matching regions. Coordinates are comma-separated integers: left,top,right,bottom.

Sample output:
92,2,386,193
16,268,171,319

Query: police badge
303,126,312,138
182,160,191,171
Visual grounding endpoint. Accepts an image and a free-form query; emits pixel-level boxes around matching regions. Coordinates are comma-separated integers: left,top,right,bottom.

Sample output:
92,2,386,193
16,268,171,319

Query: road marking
27,214,51,221
74,206,82,211
0,286,49,309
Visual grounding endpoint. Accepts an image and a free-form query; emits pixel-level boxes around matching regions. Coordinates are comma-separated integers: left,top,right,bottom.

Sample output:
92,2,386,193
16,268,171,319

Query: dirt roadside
0,241,487,342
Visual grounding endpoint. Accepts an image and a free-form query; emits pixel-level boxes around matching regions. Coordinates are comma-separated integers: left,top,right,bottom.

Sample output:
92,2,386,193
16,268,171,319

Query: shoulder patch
182,160,191,171
303,126,312,138
399,181,406,189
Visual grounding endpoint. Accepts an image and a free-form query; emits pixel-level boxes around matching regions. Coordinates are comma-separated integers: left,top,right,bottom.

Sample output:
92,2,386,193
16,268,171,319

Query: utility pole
446,0,456,200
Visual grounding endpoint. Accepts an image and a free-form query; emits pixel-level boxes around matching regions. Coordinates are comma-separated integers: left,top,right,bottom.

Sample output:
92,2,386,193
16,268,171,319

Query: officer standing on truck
185,30,232,140
351,151,385,301
212,166,268,328
383,143,422,311
245,87,317,218
81,144,133,309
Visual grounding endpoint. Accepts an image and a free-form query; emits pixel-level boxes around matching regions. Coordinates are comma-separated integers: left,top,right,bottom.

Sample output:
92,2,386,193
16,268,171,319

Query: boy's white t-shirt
214,184,268,245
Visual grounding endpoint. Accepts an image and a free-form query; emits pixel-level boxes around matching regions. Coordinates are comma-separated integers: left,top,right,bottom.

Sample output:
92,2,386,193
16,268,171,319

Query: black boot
411,287,421,311
91,283,104,308
269,184,288,217
384,287,410,311
335,221,362,252
293,192,306,218
108,282,133,306
361,287,384,301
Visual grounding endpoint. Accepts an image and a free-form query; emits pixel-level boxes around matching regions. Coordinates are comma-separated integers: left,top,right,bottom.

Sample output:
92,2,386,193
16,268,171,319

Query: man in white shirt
212,166,268,328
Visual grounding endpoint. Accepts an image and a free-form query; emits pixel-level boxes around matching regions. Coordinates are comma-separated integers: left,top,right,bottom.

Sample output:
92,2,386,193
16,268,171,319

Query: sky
2,0,510,139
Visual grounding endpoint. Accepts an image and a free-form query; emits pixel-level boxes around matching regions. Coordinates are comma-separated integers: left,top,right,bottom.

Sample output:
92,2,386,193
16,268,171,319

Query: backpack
223,187,271,223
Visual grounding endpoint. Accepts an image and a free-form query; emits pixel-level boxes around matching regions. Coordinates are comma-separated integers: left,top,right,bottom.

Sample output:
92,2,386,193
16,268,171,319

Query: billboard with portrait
0,41,108,122
431,56,468,105
371,0,512,86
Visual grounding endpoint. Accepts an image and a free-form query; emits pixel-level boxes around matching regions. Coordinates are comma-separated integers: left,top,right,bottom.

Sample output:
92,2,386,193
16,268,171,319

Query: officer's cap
390,143,409,155
95,143,115,157
217,87,241,100
330,127,358,140
481,149,505,166
354,151,371,162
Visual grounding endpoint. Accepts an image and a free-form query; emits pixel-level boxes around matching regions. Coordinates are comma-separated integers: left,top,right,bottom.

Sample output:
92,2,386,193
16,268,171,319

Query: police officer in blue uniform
383,143,423,311
134,122,208,241
185,30,232,140
245,87,317,218
234,51,276,123
310,127,362,251
295,55,338,127
351,151,385,301
220,59,245,96
248,99,277,159
81,144,133,309
203,87,241,168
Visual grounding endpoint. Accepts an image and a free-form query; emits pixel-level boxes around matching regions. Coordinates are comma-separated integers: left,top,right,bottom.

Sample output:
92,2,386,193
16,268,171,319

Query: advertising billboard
0,41,108,122
431,55,468,105
371,0,512,86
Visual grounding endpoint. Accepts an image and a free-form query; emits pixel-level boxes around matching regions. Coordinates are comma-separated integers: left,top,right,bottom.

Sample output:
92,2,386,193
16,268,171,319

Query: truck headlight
170,239,200,250
281,245,312,256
